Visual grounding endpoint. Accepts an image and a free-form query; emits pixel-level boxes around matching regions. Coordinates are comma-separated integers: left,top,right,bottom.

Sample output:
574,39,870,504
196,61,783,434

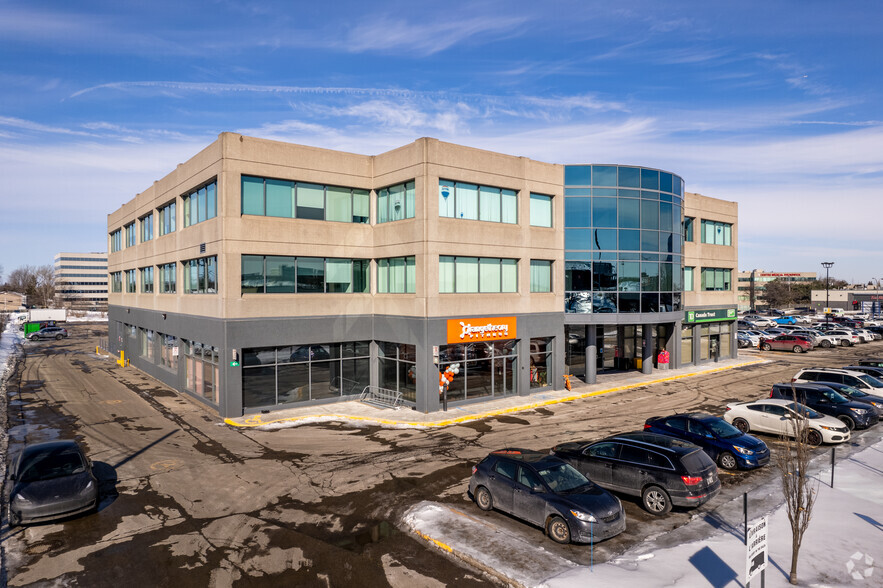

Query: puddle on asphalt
335,521,397,552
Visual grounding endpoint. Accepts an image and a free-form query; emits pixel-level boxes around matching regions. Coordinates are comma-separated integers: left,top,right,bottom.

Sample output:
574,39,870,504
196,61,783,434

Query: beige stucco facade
682,191,738,310
107,134,564,321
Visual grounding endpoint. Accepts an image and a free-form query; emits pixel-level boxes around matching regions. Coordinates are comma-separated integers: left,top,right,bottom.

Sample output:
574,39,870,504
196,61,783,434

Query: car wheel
8,506,20,528
29,334,39,341
546,515,571,544
761,343,771,351
55,334,63,340
805,429,823,447
474,486,493,511
718,451,738,470
732,418,750,433
792,345,804,353
838,415,856,431
642,485,672,515
820,340,832,348
840,340,851,347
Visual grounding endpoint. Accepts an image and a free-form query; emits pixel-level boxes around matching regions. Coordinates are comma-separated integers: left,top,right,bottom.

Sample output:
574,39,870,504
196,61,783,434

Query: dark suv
643,413,770,470
809,381,883,416
551,432,720,515
769,383,878,430
468,449,626,544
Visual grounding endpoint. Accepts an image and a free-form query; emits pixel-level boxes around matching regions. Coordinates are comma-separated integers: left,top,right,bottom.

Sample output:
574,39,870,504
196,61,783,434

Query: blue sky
1,0,881,284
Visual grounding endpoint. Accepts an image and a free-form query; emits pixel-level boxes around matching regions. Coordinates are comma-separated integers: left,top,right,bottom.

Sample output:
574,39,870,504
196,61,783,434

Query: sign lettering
446,317,517,344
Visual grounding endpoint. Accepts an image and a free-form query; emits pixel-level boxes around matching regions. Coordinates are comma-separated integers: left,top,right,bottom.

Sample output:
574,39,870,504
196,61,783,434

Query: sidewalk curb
225,359,765,429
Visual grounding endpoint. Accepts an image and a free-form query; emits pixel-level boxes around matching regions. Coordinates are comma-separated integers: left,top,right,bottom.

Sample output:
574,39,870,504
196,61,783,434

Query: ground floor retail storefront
563,307,737,383
107,307,564,418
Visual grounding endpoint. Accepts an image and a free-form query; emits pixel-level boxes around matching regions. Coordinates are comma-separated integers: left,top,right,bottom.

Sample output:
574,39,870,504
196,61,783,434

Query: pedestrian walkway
224,356,764,429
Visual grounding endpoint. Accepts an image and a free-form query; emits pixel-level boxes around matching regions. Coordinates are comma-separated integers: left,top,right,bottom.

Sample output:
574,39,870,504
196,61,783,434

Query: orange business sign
446,317,517,344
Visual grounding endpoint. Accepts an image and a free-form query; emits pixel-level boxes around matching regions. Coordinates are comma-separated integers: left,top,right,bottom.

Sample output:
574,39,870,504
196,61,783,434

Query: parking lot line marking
412,529,453,553
224,359,766,429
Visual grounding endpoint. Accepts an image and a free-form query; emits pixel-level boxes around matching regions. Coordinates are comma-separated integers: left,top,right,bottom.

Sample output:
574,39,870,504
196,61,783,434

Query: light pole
822,262,834,325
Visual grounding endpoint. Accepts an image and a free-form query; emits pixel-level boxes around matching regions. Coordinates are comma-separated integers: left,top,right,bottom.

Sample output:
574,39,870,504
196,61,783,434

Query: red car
759,334,811,353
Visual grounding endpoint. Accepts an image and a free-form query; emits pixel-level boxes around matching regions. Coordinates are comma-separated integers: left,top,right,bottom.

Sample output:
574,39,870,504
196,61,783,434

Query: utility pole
822,262,834,326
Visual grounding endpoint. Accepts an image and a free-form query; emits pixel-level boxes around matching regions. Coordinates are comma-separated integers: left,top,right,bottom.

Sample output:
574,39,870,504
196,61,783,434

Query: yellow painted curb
411,529,453,553
225,359,764,429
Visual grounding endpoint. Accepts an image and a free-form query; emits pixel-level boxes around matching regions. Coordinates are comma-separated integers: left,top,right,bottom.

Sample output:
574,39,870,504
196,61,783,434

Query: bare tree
776,388,820,585
34,265,57,307
6,265,37,295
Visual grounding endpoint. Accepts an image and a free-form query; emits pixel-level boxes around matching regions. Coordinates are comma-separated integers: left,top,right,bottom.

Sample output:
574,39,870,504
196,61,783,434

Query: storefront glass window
438,340,517,401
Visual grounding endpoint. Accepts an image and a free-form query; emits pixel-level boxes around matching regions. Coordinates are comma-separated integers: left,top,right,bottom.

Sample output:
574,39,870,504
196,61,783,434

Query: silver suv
28,326,68,341
792,367,883,392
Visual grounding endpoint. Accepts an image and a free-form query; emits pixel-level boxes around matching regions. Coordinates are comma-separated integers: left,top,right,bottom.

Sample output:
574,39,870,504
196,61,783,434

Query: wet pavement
2,322,882,586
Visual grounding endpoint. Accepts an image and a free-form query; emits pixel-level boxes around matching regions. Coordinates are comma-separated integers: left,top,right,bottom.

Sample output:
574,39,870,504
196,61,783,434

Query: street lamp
822,262,834,325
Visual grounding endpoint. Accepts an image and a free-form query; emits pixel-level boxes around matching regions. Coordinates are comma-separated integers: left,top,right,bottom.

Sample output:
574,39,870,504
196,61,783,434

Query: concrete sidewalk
224,355,764,429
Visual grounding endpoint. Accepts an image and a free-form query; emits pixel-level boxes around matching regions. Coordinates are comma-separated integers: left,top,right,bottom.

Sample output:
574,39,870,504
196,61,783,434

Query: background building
737,270,816,311
107,134,738,418
54,252,108,310
1,291,25,311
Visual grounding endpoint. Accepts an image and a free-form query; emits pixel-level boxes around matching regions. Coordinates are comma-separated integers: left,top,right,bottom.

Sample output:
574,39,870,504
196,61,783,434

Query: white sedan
723,398,850,446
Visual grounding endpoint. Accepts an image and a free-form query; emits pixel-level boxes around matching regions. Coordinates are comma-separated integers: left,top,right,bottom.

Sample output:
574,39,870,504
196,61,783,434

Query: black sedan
552,432,720,515
468,449,626,544
7,440,99,526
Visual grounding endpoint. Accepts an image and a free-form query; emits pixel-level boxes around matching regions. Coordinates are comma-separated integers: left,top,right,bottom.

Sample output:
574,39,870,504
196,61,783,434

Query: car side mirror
532,485,544,493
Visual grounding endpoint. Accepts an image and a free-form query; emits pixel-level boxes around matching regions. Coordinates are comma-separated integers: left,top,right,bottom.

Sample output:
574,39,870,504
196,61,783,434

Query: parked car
853,329,876,343
643,413,770,470
743,315,776,328
468,449,626,544
857,359,883,368
774,316,798,325
768,383,878,430
843,365,883,380
28,326,68,341
758,334,812,353
810,381,883,416
792,367,883,392
723,399,850,446
551,432,720,515
816,329,859,346
7,440,99,526
790,329,838,348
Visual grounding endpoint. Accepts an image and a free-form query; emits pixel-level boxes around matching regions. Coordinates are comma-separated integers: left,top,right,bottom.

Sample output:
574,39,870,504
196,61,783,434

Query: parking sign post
746,516,768,587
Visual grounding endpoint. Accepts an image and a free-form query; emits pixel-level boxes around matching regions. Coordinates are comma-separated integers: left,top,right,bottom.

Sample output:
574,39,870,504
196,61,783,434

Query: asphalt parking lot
2,323,881,586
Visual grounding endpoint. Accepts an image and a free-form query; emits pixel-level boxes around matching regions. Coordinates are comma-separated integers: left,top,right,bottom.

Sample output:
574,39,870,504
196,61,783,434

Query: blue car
774,316,798,325
643,412,770,470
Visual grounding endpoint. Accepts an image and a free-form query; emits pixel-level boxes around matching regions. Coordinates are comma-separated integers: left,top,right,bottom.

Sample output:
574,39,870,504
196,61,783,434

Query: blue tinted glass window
565,198,591,227
619,189,640,198
641,200,659,229
619,293,639,313
660,293,673,311
660,193,672,202
641,169,659,190
618,252,640,260
565,251,591,261
673,177,683,196
565,166,591,186
641,293,659,313
565,229,593,250
660,263,673,291
593,188,617,196
594,229,617,250
660,202,672,230
660,172,673,193
593,262,616,291
620,229,640,250
618,198,640,228
661,232,674,253
592,198,617,227
565,261,592,291
641,253,660,261
593,252,617,261
641,230,660,251
618,167,640,188
565,188,591,196
618,262,640,292
641,190,659,200
672,205,682,234
592,166,617,186
641,262,659,290
593,293,617,314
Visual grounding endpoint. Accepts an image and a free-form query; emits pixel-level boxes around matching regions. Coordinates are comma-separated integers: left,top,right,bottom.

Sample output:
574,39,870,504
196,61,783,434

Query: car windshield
842,386,868,398
858,374,883,387
18,446,86,482
705,418,743,439
537,463,590,493
785,402,821,419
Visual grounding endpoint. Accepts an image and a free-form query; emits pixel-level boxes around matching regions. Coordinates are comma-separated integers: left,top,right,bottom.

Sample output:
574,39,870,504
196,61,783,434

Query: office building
54,252,108,310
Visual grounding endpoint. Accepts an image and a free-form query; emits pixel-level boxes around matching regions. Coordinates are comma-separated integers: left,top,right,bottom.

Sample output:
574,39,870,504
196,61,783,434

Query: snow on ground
1,320,21,381
405,439,883,588
540,439,883,587
65,311,108,322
